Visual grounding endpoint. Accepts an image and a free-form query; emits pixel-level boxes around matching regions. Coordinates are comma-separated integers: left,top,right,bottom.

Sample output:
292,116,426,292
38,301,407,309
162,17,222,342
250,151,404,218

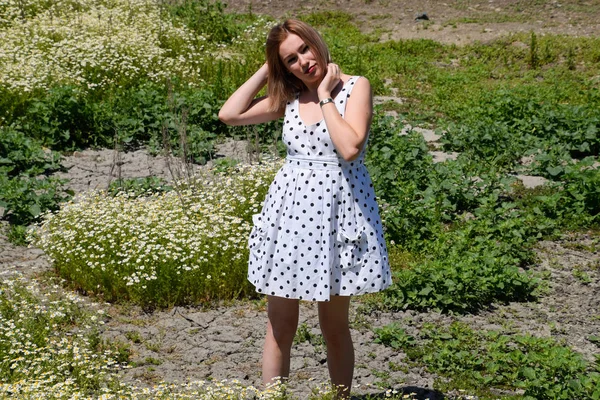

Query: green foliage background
0,1,599,398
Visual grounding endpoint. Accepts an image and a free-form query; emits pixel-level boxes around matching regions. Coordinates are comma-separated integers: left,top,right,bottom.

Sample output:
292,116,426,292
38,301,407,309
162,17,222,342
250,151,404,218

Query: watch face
320,98,334,107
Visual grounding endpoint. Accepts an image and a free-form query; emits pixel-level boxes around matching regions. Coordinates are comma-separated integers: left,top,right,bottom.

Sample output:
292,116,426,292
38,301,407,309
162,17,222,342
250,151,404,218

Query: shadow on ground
352,386,445,400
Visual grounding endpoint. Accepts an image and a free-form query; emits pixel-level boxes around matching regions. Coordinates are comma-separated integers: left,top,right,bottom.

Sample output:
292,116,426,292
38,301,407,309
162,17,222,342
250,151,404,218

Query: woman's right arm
218,63,284,126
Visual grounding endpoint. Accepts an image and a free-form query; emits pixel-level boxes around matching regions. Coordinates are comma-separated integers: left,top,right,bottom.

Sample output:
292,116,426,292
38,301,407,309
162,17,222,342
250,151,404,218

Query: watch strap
319,97,334,107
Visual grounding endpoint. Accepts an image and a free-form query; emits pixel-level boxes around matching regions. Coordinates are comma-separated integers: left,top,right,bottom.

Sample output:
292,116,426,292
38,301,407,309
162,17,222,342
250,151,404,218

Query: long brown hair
266,19,330,112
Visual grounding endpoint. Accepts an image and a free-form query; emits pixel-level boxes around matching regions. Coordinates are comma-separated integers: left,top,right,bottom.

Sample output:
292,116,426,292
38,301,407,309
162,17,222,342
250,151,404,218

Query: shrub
442,90,600,167
0,126,61,177
30,161,280,308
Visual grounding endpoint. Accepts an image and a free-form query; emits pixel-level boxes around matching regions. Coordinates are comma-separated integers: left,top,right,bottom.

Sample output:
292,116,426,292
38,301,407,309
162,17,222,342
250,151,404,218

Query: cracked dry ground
2,219,598,398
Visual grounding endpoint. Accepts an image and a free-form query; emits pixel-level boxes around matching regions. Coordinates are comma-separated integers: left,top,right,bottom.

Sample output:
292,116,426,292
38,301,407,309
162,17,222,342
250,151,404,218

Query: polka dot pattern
248,76,392,301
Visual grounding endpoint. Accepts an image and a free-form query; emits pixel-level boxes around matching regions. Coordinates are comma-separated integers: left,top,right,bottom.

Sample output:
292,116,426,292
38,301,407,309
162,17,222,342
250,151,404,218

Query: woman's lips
306,65,316,74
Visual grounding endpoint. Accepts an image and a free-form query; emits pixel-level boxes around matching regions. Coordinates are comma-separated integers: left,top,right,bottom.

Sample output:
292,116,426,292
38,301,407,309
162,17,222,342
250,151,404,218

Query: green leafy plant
373,323,415,349
0,126,71,242
0,173,71,228
441,89,600,166
165,0,238,43
294,323,325,349
375,321,600,399
0,127,62,176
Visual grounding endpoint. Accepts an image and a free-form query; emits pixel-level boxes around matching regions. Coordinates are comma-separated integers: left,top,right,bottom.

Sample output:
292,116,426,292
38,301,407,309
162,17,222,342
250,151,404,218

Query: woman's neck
303,80,321,97
301,77,345,102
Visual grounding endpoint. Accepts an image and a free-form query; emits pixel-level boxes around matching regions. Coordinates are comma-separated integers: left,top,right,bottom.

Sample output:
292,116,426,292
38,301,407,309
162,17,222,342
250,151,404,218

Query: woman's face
278,33,322,85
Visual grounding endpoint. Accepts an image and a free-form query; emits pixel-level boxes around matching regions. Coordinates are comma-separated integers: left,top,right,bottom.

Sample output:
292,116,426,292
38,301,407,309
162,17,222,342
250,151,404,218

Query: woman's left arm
319,66,372,161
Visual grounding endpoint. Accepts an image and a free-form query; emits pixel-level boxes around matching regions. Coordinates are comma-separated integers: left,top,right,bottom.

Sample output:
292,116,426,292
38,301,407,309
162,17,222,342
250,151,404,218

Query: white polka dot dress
248,76,392,301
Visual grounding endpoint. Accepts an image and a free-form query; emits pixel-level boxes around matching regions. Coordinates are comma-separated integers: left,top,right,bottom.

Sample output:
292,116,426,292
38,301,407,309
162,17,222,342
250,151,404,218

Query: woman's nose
298,54,308,67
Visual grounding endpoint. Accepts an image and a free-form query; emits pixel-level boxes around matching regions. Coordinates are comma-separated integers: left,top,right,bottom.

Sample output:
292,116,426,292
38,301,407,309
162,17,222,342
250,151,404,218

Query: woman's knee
268,317,298,341
266,296,299,343
320,320,351,346
318,296,352,345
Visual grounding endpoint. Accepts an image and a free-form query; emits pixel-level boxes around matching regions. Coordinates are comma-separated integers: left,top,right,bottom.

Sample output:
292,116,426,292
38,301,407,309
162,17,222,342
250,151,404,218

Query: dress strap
336,76,360,118
284,96,298,121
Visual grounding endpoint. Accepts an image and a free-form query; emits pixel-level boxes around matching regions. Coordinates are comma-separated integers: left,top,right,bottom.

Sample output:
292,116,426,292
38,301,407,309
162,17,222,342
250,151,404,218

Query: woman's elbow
219,111,245,126
340,147,361,162
218,109,234,125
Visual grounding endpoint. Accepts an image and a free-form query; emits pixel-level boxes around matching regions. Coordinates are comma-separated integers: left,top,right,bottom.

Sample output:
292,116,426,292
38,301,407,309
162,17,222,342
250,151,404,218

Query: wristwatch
319,97,334,107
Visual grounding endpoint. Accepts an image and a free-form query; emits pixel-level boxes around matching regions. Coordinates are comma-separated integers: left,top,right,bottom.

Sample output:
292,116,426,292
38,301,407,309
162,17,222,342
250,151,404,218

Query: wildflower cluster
2,375,299,399
0,0,208,93
229,17,273,47
98,379,292,399
0,275,122,398
30,161,281,307
0,276,338,399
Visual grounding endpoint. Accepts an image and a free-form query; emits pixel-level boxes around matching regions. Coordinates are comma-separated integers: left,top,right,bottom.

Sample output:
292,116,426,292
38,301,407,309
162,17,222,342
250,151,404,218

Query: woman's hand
317,63,341,100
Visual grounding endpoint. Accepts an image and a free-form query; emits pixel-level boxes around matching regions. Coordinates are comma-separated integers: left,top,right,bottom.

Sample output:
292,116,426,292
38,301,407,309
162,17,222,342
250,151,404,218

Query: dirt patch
54,139,253,193
0,222,50,280
225,0,600,45
102,301,444,398
2,226,598,397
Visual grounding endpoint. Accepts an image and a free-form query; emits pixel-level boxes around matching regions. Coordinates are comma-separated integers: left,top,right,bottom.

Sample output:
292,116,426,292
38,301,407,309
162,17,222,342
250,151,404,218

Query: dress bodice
282,76,360,159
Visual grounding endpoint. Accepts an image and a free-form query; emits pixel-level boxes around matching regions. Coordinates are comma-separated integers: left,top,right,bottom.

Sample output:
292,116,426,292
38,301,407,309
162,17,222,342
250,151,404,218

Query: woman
219,19,391,397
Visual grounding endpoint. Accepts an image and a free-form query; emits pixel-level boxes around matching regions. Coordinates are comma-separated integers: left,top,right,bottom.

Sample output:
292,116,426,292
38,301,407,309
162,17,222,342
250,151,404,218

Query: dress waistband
285,154,364,170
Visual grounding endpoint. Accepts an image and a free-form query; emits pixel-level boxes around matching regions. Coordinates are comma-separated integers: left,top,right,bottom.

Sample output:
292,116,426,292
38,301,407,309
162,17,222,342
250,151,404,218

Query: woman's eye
287,57,296,65
302,46,309,53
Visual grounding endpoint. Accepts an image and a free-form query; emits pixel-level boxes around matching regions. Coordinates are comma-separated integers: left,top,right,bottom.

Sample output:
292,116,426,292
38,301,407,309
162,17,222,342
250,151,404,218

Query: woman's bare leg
262,295,300,386
318,295,354,398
